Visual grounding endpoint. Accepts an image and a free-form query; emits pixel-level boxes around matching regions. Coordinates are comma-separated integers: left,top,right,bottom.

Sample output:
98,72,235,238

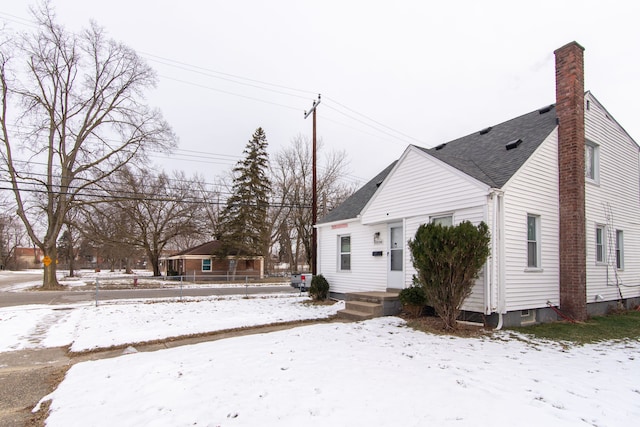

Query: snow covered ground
1,290,639,426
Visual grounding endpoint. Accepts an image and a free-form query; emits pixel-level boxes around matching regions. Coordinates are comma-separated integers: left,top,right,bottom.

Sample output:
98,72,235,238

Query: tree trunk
42,246,61,289
68,247,76,278
149,250,161,277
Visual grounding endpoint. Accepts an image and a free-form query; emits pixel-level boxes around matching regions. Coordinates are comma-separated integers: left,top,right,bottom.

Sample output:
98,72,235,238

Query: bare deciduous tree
0,208,27,270
270,135,354,272
0,3,176,288
84,168,203,276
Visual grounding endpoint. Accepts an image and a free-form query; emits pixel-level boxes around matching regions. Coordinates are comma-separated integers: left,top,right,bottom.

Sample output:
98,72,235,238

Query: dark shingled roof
318,104,558,223
420,105,558,187
170,240,221,257
318,161,397,224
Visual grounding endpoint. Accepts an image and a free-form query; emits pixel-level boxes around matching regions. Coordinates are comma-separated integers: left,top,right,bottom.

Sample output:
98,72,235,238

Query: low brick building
161,241,264,281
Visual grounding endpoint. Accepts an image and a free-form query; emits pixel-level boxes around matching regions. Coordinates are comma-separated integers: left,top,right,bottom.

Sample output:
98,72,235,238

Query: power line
157,75,302,112
143,52,315,100
324,96,427,145
0,182,313,210
0,10,426,181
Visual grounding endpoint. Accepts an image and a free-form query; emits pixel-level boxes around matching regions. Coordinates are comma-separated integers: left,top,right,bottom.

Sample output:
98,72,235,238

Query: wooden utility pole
304,94,321,275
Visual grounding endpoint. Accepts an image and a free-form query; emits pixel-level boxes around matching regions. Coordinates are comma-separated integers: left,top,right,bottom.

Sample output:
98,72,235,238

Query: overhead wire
0,10,427,187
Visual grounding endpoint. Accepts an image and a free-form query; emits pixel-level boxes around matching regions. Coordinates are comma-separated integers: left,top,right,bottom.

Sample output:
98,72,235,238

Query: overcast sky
2,0,639,187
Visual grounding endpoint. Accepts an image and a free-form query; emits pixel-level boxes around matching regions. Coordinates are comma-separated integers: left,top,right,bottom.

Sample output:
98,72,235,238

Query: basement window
521,309,536,324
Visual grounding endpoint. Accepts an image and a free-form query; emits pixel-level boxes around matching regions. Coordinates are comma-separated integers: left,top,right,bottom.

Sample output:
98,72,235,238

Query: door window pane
390,226,403,271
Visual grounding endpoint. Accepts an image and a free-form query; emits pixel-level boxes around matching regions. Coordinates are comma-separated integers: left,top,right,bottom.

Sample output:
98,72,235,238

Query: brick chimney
555,41,587,321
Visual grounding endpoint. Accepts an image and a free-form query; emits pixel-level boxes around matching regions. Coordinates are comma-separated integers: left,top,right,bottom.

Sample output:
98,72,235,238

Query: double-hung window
202,258,212,272
585,141,599,182
595,225,605,263
527,214,541,269
339,235,351,271
616,230,624,269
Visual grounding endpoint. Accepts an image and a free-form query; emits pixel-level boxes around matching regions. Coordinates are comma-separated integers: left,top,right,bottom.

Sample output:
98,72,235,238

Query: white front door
387,223,404,289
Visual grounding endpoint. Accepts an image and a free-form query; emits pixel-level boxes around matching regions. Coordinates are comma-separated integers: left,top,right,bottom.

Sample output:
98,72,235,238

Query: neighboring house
5,246,43,270
161,240,264,280
317,42,640,327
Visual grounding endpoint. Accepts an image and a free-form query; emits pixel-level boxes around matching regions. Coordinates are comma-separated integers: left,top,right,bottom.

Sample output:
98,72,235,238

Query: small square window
431,215,453,227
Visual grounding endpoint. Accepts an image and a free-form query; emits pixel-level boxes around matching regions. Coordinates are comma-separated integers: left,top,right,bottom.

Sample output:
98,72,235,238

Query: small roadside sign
43,256,52,266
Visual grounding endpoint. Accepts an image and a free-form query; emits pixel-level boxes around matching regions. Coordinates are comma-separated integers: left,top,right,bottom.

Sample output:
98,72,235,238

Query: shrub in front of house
398,283,427,316
409,220,490,330
309,274,330,301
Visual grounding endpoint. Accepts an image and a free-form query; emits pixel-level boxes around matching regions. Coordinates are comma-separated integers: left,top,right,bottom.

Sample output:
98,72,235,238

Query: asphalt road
0,273,297,308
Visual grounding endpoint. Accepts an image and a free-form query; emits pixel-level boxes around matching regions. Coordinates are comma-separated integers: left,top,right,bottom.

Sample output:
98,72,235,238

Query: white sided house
317,42,640,327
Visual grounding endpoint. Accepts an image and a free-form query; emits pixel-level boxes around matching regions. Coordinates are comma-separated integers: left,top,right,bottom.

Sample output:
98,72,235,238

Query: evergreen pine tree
218,128,272,257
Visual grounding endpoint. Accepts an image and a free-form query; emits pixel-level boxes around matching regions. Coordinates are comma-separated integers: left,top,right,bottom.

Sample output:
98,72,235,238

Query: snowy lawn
1,293,638,426
37,317,640,427
0,295,342,352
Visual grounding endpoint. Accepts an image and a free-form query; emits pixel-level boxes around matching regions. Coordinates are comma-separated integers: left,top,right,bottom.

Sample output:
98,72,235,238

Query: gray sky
2,0,639,187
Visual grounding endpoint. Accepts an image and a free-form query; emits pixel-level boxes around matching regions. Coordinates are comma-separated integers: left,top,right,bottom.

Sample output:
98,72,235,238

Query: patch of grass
403,314,490,338
510,310,640,344
301,299,336,306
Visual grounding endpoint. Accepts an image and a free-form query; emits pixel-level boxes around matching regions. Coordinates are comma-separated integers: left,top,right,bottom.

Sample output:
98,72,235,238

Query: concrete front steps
337,291,401,321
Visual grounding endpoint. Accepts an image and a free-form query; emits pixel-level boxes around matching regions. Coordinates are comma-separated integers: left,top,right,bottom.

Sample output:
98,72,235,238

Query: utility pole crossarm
304,94,321,119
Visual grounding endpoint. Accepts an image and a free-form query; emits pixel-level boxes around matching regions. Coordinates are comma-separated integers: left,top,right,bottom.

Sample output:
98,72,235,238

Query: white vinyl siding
501,130,560,311
585,93,640,301
361,147,488,225
317,221,388,295
318,145,490,300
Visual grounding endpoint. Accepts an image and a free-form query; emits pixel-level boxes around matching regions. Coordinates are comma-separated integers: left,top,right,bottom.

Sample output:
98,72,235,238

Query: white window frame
616,230,624,270
526,214,541,270
585,140,600,183
595,225,606,264
201,258,212,272
338,235,351,272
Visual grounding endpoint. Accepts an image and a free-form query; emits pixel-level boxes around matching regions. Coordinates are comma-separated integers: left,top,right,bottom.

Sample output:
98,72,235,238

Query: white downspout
486,192,495,316
490,188,505,330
